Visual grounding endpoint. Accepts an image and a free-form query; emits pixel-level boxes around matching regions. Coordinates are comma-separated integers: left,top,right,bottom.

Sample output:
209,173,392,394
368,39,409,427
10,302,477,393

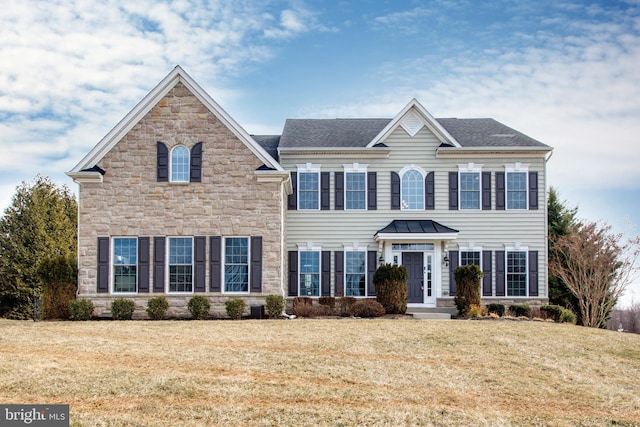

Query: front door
403,252,424,303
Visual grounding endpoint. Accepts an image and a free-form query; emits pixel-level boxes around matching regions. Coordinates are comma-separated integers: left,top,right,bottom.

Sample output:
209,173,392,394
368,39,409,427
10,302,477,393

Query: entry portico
375,220,458,307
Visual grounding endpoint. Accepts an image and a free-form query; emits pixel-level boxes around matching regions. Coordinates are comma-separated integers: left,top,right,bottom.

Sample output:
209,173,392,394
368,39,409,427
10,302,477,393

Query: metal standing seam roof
375,220,459,236
261,117,549,149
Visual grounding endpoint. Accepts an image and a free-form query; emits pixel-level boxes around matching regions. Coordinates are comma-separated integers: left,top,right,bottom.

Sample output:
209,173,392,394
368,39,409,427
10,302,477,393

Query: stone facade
76,82,286,317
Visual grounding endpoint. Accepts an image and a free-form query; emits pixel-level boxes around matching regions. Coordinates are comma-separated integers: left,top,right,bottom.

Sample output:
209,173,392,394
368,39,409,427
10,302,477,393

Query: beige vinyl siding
281,125,549,298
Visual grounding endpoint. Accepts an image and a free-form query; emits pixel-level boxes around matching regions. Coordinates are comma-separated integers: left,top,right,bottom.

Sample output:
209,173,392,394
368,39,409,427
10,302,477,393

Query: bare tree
550,221,640,328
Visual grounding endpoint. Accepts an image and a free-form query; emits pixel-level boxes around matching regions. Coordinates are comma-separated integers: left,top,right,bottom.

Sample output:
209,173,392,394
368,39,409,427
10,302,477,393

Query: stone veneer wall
77,82,286,318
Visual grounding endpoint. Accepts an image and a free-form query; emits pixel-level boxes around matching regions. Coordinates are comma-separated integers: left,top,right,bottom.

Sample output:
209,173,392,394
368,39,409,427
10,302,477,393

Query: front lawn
0,319,638,426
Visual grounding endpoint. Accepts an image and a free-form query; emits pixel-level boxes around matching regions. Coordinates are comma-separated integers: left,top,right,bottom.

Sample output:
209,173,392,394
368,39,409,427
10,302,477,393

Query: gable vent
400,110,425,137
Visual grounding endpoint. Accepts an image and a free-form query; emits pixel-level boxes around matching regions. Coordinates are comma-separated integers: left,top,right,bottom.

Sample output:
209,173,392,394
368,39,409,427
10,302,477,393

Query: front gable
67,66,283,183
367,99,461,148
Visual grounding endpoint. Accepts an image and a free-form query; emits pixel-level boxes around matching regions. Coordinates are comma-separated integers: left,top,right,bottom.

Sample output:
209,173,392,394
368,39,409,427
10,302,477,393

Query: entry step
408,312,452,320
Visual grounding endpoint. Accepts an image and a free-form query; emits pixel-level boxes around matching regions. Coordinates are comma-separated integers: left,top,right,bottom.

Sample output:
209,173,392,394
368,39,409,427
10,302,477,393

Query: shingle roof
278,118,392,148
436,118,547,148
376,220,459,236
270,117,548,149
251,135,281,161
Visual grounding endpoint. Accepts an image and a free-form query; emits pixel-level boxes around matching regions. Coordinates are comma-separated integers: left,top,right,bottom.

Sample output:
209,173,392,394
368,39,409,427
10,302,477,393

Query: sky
1,0,639,306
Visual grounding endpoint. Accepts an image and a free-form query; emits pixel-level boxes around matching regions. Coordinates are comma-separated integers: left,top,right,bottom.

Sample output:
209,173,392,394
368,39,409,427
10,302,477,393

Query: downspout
280,177,286,301
543,149,553,300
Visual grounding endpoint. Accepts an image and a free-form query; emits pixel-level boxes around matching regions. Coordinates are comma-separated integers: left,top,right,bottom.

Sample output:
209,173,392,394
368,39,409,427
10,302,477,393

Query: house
67,66,552,318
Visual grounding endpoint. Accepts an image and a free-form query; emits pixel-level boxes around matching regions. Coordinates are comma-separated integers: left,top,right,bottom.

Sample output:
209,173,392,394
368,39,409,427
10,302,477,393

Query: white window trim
343,163,368,211
297,242,322,297
458,242,483,270
505,163,529,211
399,164,427,211
458,163,483,211
112,237,138,295
170,145,190,183
222,236,251,295
296,163,322,211
344,243,368,297
166,236,194,294
504,244,529,297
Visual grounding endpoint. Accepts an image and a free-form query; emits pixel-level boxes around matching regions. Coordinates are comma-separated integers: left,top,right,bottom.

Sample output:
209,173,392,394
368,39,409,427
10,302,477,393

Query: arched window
171,146,190,182
401,168,424,210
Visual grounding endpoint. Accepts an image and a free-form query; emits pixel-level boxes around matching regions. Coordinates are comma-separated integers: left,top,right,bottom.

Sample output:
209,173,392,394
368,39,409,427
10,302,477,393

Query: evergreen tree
547,187,580,315
0,176,77,319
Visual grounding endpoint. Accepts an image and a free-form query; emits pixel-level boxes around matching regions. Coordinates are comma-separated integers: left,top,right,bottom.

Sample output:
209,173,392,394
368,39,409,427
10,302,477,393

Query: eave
65,171,104,183
374,232,459,242
278,147,391,159
254,170,293,194
436,146,553,158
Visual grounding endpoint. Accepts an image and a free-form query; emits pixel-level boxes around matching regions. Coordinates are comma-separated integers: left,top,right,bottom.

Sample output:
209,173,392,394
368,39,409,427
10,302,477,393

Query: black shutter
288,172,297,210
425,172,435,210
153,237,165,293
367,251,377,296
321,251,331,296
449,172,458,210
335,172,344,210
495,250,505,296
449,250,459,296
194,236,206,292
529,171,539,210
288,251,298,296
496,172,505,210
482,250,492,297
190,142,202,183
97,237,109,293
157,142,168,182
529,251,539,297
209,236,221,292
367,172,377,210
321,172,330,210
482,171,491,210
391,172,401,210
138,237,150,293
251,236,263,293
334,251,344,297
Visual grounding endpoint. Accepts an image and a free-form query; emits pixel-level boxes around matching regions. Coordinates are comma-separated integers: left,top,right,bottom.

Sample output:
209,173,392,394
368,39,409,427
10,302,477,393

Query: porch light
443,253,449,268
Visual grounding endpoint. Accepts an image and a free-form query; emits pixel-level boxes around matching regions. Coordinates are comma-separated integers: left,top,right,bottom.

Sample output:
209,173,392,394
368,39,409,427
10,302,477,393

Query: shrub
318,297,336,310
509,304,531,318
69,299,94,321
146,296,169,320
265,294,285,319
225,298,246,320
468,304,486,318
454,265,483,317
292,297,314,317
486,303,505,317
336,297,356,317
111,298,136,320
541,304,564,321
349,299,385,318
188,296,210,320
374,264,408,314
37,256,78,320
559,308,577,324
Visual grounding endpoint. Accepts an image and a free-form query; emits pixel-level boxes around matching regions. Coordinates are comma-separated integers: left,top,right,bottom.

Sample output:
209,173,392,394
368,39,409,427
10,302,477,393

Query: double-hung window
224,237,249,293
297,164,321,210
168,237,193,292
345,251,366,296
459,164,482,210
113,238,137,293
299,251,320,296
345,172,366,210
506,251,527,296
400,166,425,210
507,172,527,209
460,250,481,267
170,146,190,182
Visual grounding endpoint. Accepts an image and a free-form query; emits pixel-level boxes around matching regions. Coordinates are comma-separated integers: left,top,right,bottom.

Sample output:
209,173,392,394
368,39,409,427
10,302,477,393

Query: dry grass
0,318,639,426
